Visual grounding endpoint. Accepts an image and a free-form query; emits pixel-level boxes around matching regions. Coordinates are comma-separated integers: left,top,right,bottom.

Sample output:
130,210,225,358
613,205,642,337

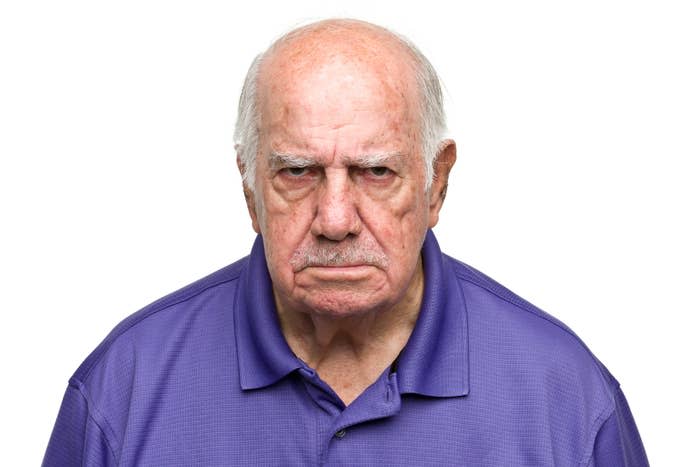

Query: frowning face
241,47,453,319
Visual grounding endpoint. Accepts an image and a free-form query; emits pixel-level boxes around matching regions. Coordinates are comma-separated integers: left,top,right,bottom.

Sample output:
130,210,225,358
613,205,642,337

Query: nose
310,171,362,241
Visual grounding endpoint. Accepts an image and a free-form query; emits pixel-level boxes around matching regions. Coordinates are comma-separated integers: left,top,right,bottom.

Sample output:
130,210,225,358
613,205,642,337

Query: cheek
258,188,316,259
361,191,429,261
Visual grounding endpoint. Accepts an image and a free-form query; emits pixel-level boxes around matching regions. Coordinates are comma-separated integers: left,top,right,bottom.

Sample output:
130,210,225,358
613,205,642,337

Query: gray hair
234,20,446,192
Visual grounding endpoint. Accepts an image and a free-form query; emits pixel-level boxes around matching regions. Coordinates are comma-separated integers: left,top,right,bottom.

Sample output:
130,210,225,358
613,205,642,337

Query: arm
588,386,649,466
42,384,117,467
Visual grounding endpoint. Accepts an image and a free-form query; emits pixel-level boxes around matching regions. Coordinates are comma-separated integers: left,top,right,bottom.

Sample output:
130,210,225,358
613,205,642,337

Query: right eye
283,167,310,177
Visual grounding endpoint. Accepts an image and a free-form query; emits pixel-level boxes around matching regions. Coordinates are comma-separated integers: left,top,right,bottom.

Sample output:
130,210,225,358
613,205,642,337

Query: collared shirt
43,231,648,466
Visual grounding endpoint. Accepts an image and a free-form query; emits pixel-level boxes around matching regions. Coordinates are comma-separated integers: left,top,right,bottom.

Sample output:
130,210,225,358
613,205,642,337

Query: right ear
237,154,261,233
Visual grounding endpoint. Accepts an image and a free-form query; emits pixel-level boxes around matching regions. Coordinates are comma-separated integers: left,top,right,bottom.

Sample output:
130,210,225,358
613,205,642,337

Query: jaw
273,255,425,356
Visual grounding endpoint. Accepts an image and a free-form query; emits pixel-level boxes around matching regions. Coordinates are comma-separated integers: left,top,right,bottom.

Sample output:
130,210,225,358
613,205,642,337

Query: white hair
234,20,446,193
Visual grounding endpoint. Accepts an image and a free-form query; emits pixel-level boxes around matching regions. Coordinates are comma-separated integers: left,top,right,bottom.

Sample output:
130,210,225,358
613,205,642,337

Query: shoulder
50,257,249,458
71,257,249,385
446,253,618,402
445,256,624,462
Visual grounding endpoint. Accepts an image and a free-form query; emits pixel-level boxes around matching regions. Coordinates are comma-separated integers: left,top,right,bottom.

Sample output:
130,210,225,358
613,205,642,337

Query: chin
299,291,388,317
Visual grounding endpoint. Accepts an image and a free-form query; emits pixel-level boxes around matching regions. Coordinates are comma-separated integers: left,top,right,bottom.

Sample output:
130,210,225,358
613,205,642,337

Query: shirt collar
234,235,302,390
234,230,470,398
396,229,470,397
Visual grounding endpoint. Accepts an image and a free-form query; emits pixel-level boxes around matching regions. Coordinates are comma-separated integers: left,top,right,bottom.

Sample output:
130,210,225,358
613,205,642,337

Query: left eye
367,166,391,177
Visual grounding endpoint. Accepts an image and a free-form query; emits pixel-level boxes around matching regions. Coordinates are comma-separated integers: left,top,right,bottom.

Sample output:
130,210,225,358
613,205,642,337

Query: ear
237,154,261,234
428,139,457,228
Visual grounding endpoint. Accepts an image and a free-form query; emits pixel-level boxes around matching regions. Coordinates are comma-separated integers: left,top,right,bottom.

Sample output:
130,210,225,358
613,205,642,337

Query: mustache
289,240,389,272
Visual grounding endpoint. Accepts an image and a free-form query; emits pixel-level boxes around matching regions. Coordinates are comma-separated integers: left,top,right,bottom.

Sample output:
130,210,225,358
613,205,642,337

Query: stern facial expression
242,39,451,319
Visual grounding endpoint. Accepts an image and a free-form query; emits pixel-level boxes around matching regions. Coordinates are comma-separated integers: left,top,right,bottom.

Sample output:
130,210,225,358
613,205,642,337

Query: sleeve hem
579,401,616,466
68,379,120,465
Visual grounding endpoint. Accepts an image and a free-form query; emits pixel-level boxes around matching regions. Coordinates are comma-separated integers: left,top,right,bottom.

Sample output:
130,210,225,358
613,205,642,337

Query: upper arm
587,386,649,467
42,384,117,467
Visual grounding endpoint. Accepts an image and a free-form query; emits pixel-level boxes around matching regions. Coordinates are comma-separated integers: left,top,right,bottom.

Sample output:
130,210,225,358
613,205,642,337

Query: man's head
235,19,456,318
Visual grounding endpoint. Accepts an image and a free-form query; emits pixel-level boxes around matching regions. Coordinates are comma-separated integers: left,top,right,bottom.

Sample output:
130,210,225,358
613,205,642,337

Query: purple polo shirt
43,230,648,466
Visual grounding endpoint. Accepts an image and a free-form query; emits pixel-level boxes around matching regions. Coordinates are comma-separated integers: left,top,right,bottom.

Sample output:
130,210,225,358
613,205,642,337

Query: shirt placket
296,364,402,465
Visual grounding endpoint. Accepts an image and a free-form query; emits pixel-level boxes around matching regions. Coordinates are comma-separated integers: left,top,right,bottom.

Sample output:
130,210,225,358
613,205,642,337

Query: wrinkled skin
240,26,455,324
238,22,456,404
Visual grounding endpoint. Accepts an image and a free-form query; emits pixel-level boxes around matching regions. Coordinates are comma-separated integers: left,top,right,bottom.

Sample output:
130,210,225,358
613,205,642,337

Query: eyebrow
347,152,405,168
268,151,406,169
268,152,316,170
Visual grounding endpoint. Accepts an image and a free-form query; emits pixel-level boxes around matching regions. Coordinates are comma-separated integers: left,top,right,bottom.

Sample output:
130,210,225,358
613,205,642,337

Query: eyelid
367,166,392,173
356,166,395,181
280,166,316,176
278,165,313,175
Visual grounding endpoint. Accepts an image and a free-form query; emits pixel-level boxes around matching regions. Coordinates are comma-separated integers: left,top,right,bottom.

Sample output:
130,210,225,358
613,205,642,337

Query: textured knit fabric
43,230,648,466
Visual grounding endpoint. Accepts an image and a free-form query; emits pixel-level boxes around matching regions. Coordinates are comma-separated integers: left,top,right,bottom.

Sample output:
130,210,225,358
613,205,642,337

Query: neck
275,259,424,405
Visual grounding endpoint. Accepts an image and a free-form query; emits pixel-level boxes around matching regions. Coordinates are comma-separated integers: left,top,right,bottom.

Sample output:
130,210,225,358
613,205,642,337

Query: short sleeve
589,386,649,466
42,384,117,467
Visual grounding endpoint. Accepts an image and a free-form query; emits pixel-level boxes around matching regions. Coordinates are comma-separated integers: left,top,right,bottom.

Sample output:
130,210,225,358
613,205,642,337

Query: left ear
428,139,457,228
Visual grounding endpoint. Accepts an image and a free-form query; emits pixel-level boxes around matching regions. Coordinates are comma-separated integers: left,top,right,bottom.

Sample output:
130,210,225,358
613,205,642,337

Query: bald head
264,19,412,63
260,19,419,82
235,19,446,192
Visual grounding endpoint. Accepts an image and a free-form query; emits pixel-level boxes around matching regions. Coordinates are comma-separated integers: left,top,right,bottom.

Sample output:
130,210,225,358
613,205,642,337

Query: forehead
257,31,421,156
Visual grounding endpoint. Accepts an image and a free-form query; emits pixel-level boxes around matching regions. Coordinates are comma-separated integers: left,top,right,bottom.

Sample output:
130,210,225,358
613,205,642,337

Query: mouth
289,241,390,273
292,258,384,273
301,264,377,281
305,262,370,268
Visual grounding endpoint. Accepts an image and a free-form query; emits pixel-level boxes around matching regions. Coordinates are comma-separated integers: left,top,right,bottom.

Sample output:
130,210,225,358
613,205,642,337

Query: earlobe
428,140,457,228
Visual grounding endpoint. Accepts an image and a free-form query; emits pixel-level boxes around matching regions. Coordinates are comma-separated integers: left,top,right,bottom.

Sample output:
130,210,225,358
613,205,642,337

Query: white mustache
290,241,389,271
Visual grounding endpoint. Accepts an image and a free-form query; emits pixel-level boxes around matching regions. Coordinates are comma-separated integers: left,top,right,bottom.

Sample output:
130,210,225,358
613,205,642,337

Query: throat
276,257,425,405
314,355,394,406
285,317,414,406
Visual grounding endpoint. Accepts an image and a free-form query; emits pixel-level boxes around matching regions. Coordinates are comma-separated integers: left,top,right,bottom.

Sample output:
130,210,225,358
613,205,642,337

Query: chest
114,373,588,466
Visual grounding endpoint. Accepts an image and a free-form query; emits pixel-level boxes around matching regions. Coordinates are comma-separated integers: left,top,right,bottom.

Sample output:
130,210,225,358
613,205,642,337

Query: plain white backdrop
1,1,698,465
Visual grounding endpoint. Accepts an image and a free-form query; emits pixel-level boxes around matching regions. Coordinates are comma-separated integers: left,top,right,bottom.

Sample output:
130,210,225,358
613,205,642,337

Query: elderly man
43,19,648,466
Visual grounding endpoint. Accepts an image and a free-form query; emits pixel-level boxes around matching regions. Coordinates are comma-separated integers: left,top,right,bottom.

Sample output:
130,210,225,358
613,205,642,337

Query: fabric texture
43,230,648,466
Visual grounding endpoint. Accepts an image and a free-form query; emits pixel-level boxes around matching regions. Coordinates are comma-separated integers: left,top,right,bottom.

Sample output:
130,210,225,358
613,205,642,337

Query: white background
1,1,698,465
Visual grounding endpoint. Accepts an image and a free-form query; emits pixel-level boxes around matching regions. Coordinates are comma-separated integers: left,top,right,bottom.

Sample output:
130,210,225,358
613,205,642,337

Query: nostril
316,233,358,243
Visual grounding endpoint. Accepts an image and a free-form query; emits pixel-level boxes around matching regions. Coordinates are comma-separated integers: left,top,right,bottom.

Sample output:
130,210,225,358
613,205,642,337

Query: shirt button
334,429,346,439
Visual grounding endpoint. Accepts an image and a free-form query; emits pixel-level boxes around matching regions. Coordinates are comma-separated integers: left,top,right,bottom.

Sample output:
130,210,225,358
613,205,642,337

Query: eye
366,166,393,178
282,167,310,177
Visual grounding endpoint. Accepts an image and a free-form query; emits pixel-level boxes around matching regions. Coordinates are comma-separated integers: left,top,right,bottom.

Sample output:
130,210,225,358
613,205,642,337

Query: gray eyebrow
268,151,406,169
344,152,406,168
268,152,316,169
